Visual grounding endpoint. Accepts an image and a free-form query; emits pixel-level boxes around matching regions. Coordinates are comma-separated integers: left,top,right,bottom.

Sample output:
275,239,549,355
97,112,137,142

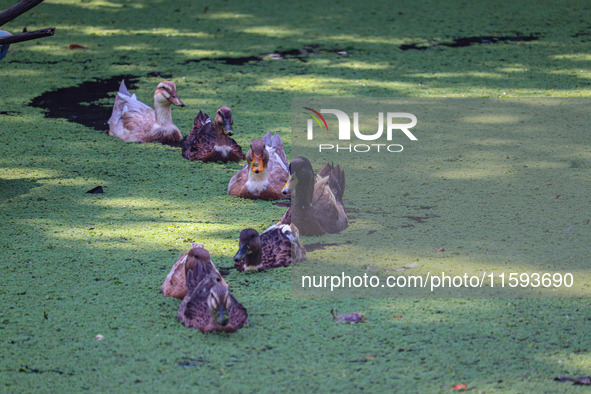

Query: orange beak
251,153,264,173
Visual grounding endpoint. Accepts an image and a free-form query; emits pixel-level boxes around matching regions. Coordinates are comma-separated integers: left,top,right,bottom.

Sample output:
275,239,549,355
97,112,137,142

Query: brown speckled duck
108,80,184,143
233,223,306,272
227,132,289,200
282,157,348,236
161,243,227,300
182,106,245,162
178,275,248,333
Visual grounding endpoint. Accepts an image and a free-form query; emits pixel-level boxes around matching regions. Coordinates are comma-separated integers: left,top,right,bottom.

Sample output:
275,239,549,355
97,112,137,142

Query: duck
0,30,11,61
162,243,228,300
108,80,185,143
233,223,306,272
182,106,245,162
227,132,289,200
178,275,248,333
281,157,348,236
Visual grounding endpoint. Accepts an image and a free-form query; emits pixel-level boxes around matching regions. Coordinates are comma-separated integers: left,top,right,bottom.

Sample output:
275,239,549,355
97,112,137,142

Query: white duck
108,80,184,143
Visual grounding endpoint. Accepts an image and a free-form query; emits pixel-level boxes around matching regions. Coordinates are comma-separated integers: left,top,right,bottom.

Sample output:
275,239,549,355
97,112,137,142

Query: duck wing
312,175,348,234
177,272,214,331
259,224,293,269
225,137,246,162
317,163,345,201
262,132,288,174
108,80,131,128
227,164,249,197
226,293,249,332
182,111,216,161
161,252,190,300
119,104,156,140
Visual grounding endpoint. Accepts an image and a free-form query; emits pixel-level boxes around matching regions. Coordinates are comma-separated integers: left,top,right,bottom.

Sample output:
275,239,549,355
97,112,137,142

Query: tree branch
0,0,46,28
0,26,55,45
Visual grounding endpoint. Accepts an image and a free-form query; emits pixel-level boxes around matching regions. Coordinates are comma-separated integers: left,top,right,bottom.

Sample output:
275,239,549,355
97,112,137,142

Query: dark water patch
217,266,236,276
306,240,352,252
147,71,173,78
177,357,207,367
160,138,186,148
18,365,72,375
572,26,591,38
184,45,349,65
401,214,440,224
400,34,539,51
8,59,60,64
184,54,261,66
30,75,139,131
272,199,291,208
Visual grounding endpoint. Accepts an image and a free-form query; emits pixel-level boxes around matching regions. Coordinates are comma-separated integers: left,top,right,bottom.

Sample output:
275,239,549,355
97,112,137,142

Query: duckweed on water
1,0,590,391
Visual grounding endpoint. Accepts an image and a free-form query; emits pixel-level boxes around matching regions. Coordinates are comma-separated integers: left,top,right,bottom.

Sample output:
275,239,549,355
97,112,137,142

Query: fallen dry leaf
331,308,367,324
69,44,88,50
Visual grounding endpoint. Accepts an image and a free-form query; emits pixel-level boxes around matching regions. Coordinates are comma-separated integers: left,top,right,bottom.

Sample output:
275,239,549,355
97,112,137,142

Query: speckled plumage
234,223,306,272
182,107,244,162
161,243,227,300
177,275,248,333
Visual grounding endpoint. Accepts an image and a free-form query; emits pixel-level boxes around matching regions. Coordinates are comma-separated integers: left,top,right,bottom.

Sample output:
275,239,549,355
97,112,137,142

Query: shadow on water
29,75,139,131
0,178,39,201
400,34,540,51
183,45,349,65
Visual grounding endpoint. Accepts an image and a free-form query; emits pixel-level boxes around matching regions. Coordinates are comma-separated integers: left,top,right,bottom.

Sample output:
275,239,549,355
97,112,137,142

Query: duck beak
170,95,185,107
224,120,233,135
251,153,264,174
234,243,248,262
282,174,297,195
216,306,229,326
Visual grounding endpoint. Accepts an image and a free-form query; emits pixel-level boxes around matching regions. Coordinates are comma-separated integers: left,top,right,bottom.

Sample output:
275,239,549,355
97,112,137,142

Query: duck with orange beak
227,132,289,200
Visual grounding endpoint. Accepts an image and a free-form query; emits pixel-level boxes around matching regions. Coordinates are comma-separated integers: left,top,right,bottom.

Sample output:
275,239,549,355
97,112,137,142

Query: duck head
154,81,185,107
214,106,234,136
234,228,262,269
184,246,211,278
282,156,315,205
246,140,269,174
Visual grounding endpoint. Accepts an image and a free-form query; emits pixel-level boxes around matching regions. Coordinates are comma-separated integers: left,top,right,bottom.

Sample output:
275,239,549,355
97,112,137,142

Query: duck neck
293,176,314,208
246,169,269,195
245,248,262,266
215,124,230,146
153,98,173,126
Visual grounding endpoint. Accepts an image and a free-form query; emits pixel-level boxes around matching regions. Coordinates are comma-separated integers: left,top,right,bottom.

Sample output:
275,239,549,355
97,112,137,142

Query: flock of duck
108,80,348,333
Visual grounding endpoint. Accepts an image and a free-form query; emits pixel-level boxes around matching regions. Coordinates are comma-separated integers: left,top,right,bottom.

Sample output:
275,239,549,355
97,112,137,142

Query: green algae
1,0,591,392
